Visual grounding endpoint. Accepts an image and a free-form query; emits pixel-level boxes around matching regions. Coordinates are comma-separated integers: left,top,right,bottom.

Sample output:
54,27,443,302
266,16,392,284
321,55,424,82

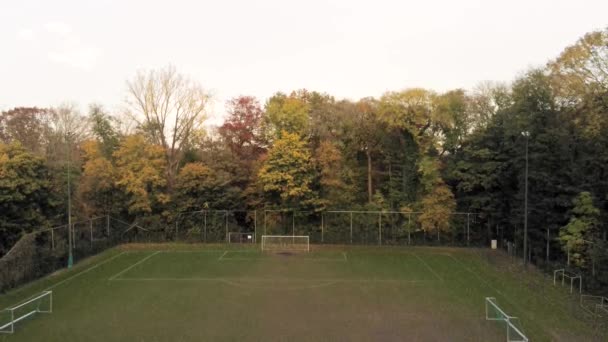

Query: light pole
67,132,73,268
522,131,530,268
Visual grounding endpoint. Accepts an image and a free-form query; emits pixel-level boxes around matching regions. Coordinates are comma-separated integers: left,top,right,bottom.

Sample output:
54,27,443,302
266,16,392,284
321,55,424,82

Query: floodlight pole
524,132,529,267
66,132,73,269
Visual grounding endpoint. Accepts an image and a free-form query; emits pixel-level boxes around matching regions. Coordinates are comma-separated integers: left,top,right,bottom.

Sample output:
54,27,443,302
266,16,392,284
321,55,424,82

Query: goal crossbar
0,291,52,334
261,235,309,252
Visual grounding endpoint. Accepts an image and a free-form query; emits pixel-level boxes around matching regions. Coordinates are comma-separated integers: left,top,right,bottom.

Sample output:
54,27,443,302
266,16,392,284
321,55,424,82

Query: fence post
225,211,228,242
89,219,93,248
321,213,324,243
254,210,257,244
106,215,110,238
204,211,207,243
350,211,353,244
546,228,550,263
466,213,470,246
51,229,55,250
408,213,411,245
378,213,382,246
292,211,295,237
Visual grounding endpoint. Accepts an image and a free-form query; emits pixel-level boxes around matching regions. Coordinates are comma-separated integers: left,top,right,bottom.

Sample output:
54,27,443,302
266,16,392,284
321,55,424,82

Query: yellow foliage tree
113,135,169,215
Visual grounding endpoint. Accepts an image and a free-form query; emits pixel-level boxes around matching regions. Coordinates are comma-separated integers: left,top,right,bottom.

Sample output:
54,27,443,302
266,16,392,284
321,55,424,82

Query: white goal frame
553,269,582,294
261,235,310,252
228,232,255,244
0,291,52,334
485,297,528,342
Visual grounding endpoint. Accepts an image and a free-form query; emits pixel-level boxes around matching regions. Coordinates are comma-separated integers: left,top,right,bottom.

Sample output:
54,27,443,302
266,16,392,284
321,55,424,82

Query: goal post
553,269,582,294
261,235,309,252
228,232,255,244
0,291,52,334
485,297,528,342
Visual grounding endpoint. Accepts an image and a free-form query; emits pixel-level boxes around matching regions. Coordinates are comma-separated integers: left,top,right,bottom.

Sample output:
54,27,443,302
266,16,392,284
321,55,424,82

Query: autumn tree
114,135,169,216
315,141,355,208
417,157,456,241
264,92,309,139
78,140,119,217
218,96,265,158
174,162,240,212
558,192,600,268
126,65,210,188
0,142,58,255
257,131,319,210
0,107,53,155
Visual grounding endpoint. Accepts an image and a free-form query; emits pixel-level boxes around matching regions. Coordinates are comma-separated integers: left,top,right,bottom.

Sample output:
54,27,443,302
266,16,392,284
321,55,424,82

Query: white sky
1,0,606,125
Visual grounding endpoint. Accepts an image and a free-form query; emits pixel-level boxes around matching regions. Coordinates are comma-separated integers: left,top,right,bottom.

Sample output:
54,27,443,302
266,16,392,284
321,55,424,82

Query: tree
89,104,120,158
0,142,58,255
558,192,600,268
0,107,53,155
418,183,456,242
174,162,239,212
264,92,309,139
126,65,210,188
315,141,355,208
548,28,608,106
78,140,119,217
257,131,319,210
218,96,265,159
113,135,169,216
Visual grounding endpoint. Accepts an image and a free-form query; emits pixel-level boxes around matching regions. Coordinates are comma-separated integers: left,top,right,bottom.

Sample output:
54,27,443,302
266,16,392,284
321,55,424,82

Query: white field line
108,251,160,280
110,277,428,284
46,252,127,291
217,251,228,261
342,252,348,261
447,254,533,322
412,253,444,282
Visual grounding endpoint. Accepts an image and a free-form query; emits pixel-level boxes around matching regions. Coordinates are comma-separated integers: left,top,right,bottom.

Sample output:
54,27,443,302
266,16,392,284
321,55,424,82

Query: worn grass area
0,244,604,341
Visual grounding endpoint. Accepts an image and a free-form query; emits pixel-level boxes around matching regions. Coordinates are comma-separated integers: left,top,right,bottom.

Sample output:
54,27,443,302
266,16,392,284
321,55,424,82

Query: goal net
0,291,52,334
261,235,309,252
228,232,255,244
485,297,528,342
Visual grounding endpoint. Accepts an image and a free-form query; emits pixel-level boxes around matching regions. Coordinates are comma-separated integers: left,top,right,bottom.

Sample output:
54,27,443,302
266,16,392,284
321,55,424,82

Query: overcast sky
1,0,606,124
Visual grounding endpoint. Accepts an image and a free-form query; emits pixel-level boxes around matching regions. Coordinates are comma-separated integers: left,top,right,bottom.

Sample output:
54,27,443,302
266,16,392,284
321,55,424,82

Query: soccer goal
228,232,255,244
485,297,528,342
553,269,582,294
261,235,309,252
0,291,52,334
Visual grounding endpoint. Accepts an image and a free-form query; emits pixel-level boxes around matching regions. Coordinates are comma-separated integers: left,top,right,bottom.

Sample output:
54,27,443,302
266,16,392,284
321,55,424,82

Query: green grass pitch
0,244,602,341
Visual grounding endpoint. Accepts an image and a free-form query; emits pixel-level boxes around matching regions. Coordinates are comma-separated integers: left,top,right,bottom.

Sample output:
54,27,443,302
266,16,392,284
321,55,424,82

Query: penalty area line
46,252,128,290
108,251,161,280
412,253,444,282
217,251,228,261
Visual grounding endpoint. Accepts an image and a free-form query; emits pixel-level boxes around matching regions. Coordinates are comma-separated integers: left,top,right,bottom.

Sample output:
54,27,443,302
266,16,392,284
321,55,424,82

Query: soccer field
0,244,602,341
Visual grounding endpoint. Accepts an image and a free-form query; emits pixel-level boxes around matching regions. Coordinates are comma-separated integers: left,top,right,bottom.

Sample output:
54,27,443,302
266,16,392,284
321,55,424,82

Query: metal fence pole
254,210,257,243
225,211,228,242
106,215,110,238
378,213,382,246
466,213,470,246
204,211,207,243
408,213,411,245
89,219,93,248
321,213,324,243
350,211,353,244
292,211,295,237
51,229,55,250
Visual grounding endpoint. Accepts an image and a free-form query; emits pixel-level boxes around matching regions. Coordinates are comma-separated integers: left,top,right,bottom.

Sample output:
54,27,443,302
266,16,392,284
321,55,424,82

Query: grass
0,243,604,341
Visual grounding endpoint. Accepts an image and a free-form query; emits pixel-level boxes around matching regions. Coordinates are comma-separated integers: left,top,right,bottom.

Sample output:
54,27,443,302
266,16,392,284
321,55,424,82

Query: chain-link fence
0,216,120,293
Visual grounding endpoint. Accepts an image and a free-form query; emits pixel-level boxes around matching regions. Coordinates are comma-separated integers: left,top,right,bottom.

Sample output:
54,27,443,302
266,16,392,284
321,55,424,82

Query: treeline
1,29,607,284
